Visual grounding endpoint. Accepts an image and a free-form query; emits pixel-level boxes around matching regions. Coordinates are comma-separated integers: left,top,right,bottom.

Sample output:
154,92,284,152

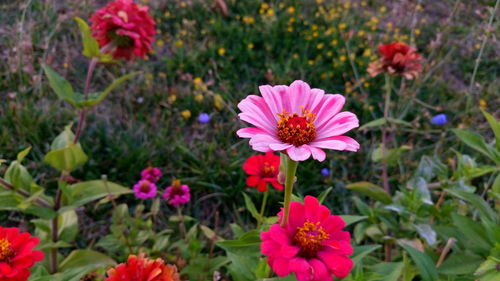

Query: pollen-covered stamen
293,220,329,258
0,238,14,262
277,108,317,146
169,179,185,196
261,162,276,178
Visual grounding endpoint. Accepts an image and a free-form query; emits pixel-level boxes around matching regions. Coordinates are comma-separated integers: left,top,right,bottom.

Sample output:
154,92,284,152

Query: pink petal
238,95,277,134
288,80,312,114
289,257,311,273
317,251,354,278
309,139,347,150
313,94,346,128
260,85,288,118
286,145,312,161
316,112,359,138
310,259,331,281
308,146,326,162
269,142,293,151
237,127,268,138
272,258,292,277
248,134,278,152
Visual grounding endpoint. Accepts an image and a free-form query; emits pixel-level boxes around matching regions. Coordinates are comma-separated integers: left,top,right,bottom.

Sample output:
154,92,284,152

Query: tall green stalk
280,154,298,227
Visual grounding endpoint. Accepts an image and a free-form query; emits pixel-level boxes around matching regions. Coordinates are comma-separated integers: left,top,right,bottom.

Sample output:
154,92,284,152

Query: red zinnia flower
367,42,422,80
0,226,44,281
261,196,353,281
90,0,156,60
243,152,283,192
105,254,180,281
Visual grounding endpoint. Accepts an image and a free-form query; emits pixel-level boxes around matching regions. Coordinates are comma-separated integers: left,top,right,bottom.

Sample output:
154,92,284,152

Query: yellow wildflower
181,110,191,119
218,48,226,56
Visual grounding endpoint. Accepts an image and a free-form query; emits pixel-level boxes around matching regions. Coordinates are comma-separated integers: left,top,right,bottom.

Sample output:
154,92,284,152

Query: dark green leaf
399,242,439,281
42,65,81,108
346,181,392,204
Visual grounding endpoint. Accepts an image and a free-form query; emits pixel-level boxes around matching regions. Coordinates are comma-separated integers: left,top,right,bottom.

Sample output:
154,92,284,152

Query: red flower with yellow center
0,226,44,281
105,254,180,281
243,152,283,192
367,42,422,80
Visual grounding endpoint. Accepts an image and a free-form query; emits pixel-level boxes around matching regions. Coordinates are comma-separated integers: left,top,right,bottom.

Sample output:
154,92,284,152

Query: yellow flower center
0,238,14,262
277,108,317,146
294,220,329,258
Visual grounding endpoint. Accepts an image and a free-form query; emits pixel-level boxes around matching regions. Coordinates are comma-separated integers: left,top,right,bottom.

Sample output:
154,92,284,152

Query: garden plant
0,0,499,281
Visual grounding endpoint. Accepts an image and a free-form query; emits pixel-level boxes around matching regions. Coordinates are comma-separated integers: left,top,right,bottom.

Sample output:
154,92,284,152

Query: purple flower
133,180,157,199
198,113,211,124
140,167,162,183
321,168,330,177
430,114,448,125
163,179,191,207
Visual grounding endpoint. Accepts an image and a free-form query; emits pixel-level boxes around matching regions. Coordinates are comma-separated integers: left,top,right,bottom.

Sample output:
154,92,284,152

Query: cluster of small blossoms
132,167,191,207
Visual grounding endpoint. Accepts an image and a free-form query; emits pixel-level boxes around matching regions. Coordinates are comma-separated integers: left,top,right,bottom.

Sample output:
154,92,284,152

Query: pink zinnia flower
133,180,157,199
243,152,283,192
90,0,155,60
163,180,190,207
261,196,353,281
141,167,162,183
237,80,360,162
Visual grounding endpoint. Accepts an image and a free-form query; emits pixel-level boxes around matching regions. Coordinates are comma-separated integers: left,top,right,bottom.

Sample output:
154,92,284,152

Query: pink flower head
261,196,353,281
140,167,162,183
163,180,191,207
133,179,157,199
237,80,360,162
90,0,156,60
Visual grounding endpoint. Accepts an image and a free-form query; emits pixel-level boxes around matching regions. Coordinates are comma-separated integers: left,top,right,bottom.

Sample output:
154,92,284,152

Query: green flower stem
177,206,186,238
73,57,99,144
381,74,392,193
259,190,269,224
280,154,298,227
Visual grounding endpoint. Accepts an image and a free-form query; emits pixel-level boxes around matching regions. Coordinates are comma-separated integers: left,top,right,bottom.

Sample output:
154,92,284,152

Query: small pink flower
261,196,353,281
237,80,359,162
133,180,157,199
163,180,190,207
141,167,162,183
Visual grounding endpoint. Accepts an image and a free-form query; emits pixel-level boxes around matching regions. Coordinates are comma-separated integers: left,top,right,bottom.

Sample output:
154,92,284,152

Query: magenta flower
261,196,353,281
133,179,157,199
163,180,191,207
237,80,359,162
140,167,162,183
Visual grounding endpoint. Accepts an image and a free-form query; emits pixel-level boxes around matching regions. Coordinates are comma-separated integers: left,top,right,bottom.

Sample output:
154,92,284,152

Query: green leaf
359,118,386,130
481,110,500,151
44,124,88,172
74,17,100,58
45,145,88,172
372,145,411,166
317,186,333,204
242,192,262,222
17,146,32,162
371,262,404,281
451,213,492,254
352,245,381,263
5,159,34,190
42,65,81,108
346,181,392,204
0,191,20,210
446,189,496,223
60,180,131,212
438,252,483,275
217,230,261,256
58,249,115,280
453,129,500,164
399,242,439,281
340,215,368,227
77,72,139,108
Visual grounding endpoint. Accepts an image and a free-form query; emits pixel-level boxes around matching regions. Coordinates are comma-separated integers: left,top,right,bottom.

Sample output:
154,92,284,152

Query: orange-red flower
367,42,422,80
0,226,44,281
105,254,180,281
90,0,155,60
243,152,283,192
